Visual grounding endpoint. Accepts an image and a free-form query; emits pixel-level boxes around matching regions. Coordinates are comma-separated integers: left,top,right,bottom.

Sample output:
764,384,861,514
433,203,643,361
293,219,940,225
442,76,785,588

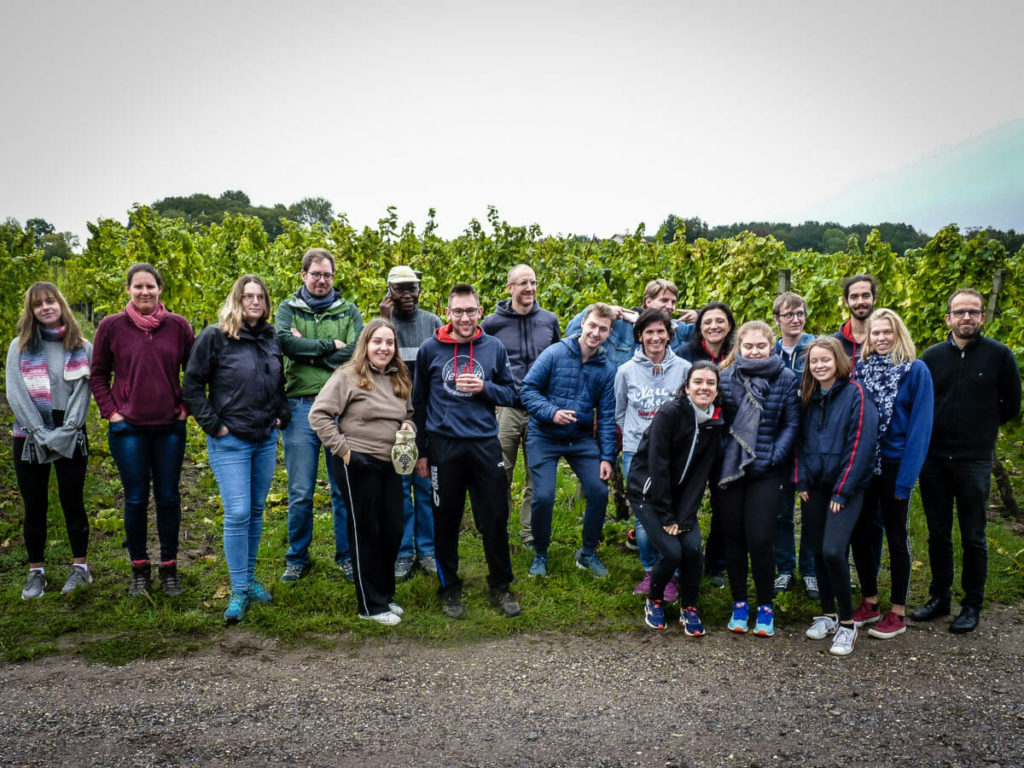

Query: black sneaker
489,588,522,617
441,591,465,620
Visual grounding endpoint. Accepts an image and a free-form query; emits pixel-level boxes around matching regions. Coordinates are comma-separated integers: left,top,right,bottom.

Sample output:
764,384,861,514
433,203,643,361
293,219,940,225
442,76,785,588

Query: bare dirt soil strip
2,606,1023,767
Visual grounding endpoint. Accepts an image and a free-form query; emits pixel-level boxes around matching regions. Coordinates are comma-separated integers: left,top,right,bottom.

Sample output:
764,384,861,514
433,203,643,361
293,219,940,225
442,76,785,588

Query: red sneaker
868,610,907,639
852,600,881,627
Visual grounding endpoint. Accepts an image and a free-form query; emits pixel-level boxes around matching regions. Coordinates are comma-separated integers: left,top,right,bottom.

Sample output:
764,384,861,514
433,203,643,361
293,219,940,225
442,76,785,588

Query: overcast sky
3,0,1023,241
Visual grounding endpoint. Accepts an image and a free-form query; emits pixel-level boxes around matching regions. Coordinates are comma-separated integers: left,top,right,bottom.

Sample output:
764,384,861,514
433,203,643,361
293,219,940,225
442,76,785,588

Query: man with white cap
380,265,442,579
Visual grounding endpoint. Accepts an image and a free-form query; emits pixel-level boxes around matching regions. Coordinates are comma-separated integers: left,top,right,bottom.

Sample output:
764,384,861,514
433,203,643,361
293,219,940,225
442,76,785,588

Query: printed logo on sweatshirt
441,355,486,398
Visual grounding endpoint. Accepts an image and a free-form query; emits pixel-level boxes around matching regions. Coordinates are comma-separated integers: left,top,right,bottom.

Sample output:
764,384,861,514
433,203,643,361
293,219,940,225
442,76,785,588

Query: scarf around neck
858,353,911,473
13,327,90,439
125,300,168,332
300,285,337,313
719,354,784,487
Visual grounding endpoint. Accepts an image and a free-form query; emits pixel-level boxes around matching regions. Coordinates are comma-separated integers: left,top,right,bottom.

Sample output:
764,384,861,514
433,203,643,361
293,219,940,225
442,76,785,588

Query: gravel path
3,606,1024,767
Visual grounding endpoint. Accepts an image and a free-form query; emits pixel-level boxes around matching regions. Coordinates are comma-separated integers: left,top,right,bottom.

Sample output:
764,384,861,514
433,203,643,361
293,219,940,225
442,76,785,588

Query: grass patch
1,396,1022,663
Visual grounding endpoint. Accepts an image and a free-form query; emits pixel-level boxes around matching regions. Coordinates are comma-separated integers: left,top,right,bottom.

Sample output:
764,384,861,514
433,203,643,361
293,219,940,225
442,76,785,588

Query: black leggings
802,488,864,622
634,502,703,606
715,474,784,606
14,430,89,563
851,461,912,606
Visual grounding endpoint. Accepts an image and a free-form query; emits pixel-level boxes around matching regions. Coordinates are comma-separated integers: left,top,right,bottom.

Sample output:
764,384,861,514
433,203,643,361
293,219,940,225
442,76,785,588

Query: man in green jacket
276,248,364,582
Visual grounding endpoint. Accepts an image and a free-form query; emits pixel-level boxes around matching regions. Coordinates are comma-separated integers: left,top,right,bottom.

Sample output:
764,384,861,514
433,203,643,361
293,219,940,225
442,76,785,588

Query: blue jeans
108,419,186,563
773,479,815,578
527,434,607,557
282,398,349,567
919,458,992,609
398,471,435,560
623,451,655,571
208,430,278,590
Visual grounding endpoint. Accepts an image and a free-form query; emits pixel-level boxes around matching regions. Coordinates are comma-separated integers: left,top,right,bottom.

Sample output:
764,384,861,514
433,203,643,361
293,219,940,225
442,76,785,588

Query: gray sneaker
337,559,354,582
394,556,415,581
773,573,794,595
575,550,609,579
803,575,820,601
830,624,858,656
61,565,93,595
22,570,47,600
417,555,437,575
281,563,308,583
489,588,522,617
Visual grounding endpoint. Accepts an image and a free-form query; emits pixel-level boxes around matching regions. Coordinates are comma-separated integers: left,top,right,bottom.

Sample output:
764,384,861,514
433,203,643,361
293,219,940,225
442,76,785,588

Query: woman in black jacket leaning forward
627,361,725,635
183,275,289,624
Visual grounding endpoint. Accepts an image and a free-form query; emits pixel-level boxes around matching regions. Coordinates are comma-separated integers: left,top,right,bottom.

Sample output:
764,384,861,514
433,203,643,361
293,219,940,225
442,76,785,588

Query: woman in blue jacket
716,321,800,637
849,309,933,639
796,337,878,656
183,275,289,623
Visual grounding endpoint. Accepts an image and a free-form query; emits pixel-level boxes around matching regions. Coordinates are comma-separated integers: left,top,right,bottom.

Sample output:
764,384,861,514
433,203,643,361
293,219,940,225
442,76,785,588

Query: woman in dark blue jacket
796,337,878,656
716,321,800,637
183,275,289,623
849,309,933,639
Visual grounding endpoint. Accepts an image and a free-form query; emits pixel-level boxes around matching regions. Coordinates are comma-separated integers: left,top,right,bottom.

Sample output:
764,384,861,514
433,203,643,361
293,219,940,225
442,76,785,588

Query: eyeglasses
449,307,480,318
776,311,806,321
512,279,538,288
390,283,418,294
950,309,982,318
242,293,265,304
307,271,334,282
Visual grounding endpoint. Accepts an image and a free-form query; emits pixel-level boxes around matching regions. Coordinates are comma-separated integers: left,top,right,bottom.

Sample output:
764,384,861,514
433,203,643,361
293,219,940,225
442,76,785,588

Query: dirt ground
2,606,1024,768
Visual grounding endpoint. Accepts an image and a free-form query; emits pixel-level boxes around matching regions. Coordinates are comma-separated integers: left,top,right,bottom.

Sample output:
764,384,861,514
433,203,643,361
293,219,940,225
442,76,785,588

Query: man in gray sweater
380,265,442,579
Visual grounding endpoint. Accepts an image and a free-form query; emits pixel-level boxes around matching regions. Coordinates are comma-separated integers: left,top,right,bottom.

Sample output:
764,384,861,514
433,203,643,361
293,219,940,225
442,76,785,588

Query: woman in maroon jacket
91,263,194,597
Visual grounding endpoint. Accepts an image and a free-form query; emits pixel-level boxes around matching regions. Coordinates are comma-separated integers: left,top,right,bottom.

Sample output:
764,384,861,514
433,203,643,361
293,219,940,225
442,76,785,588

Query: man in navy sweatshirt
911,288,1021,633
412,284,521,620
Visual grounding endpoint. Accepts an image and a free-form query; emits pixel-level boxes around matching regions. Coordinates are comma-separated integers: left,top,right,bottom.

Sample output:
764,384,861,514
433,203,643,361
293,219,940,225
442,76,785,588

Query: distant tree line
152,190,335,239
659,215,1024,257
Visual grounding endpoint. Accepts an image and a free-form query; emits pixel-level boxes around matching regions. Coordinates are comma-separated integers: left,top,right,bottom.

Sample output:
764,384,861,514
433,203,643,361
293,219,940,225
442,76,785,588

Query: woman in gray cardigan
6,282,93,599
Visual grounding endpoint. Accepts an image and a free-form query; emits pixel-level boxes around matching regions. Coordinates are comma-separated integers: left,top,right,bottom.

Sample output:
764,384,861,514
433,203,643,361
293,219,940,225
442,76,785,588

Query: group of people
7,256,1020,652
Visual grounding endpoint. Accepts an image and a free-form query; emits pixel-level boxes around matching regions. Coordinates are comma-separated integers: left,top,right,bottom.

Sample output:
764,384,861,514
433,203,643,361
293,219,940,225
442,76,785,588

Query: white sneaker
829,624,857,656
806,614,839,640
358,611,401,626
388,602,404,617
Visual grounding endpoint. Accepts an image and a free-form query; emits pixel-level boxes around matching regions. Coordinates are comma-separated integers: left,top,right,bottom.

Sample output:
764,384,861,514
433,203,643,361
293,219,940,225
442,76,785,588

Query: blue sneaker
575,550,609,579
247,581,273,604
753,604,775,637
529,554,548,577
223,589,249,623
680,606,706,637
728,601,749,633
644,598,666,630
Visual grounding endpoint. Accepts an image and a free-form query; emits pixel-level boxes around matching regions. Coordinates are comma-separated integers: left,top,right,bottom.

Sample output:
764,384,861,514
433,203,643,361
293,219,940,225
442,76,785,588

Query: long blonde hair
344,319,412,399
16,282,84,352
861,308,916,364
218,275,272,340
720,320,774,369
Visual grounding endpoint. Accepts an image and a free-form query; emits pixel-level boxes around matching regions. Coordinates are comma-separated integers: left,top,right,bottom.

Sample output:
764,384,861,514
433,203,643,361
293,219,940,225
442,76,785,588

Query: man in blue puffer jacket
520,303,618,578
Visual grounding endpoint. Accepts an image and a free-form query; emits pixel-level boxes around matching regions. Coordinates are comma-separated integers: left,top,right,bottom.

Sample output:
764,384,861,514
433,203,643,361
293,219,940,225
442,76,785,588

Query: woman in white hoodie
615,308,691,596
